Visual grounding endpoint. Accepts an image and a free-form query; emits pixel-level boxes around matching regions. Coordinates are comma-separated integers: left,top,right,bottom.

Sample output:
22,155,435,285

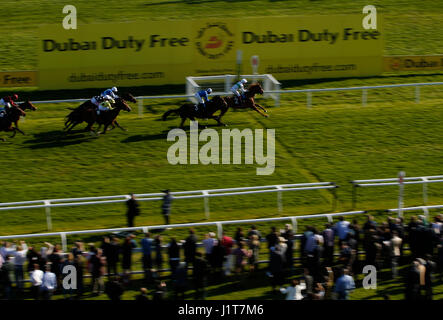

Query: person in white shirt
202,233,217,262
30,264,44,300
41,264,57,300
13,241,28,292
390,231,403,279
280,279,306,300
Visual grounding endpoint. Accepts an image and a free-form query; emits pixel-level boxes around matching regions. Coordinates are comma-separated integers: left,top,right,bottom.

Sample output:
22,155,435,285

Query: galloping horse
64,93,136,133
223,83,268,118
13,101,37,134
0,105,27,141
162,95,228,128
65,98,132,134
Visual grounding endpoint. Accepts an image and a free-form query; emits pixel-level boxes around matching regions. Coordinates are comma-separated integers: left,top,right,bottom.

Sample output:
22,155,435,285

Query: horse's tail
162,108,179,121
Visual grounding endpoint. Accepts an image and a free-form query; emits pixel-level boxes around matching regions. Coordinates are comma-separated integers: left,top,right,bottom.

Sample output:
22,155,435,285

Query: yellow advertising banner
38,15,383,89
384,55,443,72
0,71,37,87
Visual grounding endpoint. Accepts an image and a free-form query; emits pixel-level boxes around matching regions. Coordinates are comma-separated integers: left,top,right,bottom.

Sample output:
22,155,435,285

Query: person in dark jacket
135,287,150,301
161,190,172,225
193,252,209,299
183,229,198,268
126,194,140,227
105,276,124,301
168,238,180,277
121,235,136,283
154,235,163,271
101,236,120,279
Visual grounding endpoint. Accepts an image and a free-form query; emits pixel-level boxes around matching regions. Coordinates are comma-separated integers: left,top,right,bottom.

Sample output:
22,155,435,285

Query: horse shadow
121,130,170,143
23,129,95,149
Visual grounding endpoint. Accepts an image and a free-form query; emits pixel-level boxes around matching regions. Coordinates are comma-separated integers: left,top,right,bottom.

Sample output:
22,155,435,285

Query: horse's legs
113,120,127,131
179,117,186,129
251,104,269,117
255,103,268,113
101,124,110,134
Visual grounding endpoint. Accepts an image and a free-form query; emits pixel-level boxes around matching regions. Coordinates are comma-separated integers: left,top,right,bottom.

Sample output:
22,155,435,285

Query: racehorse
13,101,37,134
65,97,132,134
0,105,27,141
64,93,136,132
162,95,229,128
223,83,268,117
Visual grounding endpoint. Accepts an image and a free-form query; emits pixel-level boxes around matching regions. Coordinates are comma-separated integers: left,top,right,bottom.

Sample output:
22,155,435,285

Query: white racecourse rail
351,175,443,209
0,182,338,231
1,204,442,253
24,81,443,116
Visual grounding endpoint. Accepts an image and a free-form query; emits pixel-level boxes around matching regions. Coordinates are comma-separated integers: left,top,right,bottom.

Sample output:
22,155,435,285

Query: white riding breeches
194,93,204,104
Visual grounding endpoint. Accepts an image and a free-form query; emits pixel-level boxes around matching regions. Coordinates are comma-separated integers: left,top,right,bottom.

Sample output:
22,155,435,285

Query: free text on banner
0,71,37,87
38,15,383,89
384,55,443,72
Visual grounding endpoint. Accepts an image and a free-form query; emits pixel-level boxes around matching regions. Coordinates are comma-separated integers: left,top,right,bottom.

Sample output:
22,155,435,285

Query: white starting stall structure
186,74,281,106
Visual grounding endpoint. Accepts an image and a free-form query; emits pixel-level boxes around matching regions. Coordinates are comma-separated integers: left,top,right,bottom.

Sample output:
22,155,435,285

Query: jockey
97,98,115,115
230,79,247,104
194,88,212,110
90,95,104,108
0,94,19,117
101,87,119,100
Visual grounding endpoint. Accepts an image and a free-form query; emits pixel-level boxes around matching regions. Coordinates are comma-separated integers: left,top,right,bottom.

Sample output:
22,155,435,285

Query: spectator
363,215,377,231
71,240,84,259
74,255,85,299
0,255,13,299
29,263,43,300
405,260,421,300
247,225,262,240
121,235,137,283
221,232,234,276
232,242,250,274
161,189,172,225
302,268,314,298
183,229,198,268
126,193,140,227
41,263,57,300
322,223,335,266
266,227,279,252
438,235,443,281
248,234,260,273
334,268,355,300
268,244,284,292
202,233,216,266
173,262,188,300
154,235,163,271
105,276,124,301
211,240,225,277
135,287,149,301
101,236,120,279
141,233,154,281
46,242,63,287
61,253,76,300
193,252,209,299
312,282,326,300
390,230,402,279
90,248,106,295
234,227,245,243
280,279,306,300
424,254,436,300
26,246,41,275
13,241,28,294
282,224,295,270
168,238,180,276
334,216,350,247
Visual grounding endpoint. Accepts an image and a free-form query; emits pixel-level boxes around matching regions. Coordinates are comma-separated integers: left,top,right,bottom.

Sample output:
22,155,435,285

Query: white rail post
307,92,312,108
202,191,210,220
142,227,149,234
398,171,405,218
216,222,223,239
60,232,67,252
421,206,429,221
415,86,420,103
138,99,143,118
422,177,428,206
327,214,333,223
362,89,367,106
276,186,283,214
44,200,52,231
291,217,298,234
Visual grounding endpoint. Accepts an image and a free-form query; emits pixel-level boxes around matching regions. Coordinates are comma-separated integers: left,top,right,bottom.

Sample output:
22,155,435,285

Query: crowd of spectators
0,213,442,300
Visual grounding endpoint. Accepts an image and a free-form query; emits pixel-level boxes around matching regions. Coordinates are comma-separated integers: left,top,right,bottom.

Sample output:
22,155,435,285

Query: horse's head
210,95,227,108
114,98,132,112
248,83,264,95
19,100,37,111
120,92,137,103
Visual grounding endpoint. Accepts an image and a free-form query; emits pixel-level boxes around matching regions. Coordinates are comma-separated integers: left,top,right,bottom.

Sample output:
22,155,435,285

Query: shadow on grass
121,131,169,143
23,130,94,149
